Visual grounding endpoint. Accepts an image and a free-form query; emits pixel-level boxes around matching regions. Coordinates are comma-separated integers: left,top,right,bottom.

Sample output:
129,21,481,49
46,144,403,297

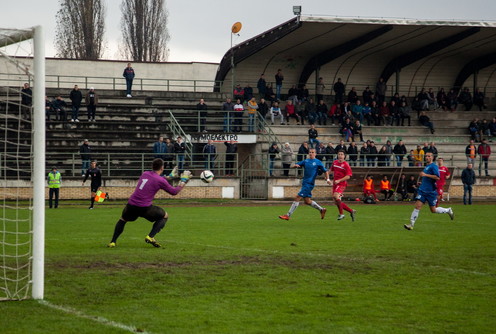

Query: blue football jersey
419,163,440,192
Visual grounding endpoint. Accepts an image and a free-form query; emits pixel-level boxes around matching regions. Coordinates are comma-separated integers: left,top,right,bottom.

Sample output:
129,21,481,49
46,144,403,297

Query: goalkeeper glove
180,170,192,184
168,166,179,179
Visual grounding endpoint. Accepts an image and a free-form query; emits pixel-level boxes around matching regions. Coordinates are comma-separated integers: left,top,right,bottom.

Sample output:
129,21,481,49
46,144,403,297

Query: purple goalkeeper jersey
128,171,181,207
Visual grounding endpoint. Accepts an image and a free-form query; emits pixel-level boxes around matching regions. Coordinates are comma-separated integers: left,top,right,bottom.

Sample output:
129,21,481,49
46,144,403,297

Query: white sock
288,201,299,216
435,207,449,214
310,200,323,211
410,209,420,226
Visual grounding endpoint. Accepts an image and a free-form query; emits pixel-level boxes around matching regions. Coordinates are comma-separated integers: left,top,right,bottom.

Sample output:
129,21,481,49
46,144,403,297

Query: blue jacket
123,67,135,80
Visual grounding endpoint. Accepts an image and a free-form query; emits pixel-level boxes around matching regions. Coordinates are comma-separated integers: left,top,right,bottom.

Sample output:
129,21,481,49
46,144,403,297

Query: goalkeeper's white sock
288,201,299,216
310,201,323,211
410,208,420,226
435,207,449,214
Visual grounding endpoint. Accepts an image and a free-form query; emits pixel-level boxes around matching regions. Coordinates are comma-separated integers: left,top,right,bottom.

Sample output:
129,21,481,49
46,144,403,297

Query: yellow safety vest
48,172,61,188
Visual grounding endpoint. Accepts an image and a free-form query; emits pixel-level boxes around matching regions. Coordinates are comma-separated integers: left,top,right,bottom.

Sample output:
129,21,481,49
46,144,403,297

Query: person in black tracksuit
82,161,102,209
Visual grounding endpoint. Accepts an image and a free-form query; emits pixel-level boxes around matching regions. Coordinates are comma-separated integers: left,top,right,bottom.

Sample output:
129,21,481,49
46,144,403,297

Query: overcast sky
2,0,496,63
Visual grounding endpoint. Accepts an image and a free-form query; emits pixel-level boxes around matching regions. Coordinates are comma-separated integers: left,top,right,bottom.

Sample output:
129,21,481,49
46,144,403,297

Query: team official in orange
380,175,394,201
363,175,378,201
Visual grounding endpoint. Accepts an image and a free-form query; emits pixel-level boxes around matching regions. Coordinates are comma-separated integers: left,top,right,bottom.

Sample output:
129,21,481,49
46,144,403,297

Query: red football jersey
331,159,353,186
437,166,450,185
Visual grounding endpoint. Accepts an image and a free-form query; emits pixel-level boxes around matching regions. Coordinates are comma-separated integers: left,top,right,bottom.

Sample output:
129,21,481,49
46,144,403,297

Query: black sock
111,219,127,243
90,196,95,208
149,218,168,238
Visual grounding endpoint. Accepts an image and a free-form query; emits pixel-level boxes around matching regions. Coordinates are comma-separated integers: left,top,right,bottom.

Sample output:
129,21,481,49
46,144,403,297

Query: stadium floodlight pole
32,25,46,300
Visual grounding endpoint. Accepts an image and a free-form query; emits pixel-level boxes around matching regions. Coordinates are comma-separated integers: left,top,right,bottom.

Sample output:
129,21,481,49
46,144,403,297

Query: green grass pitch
1,202,495,333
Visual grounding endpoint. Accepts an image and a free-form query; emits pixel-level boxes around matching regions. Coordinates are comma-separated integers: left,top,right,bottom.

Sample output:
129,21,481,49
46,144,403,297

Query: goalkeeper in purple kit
107,158,191,248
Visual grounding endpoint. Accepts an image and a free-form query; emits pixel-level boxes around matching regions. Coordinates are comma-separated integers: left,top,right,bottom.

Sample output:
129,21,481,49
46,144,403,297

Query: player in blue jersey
107,159,191,248
404,152,454,230
279,148,328,220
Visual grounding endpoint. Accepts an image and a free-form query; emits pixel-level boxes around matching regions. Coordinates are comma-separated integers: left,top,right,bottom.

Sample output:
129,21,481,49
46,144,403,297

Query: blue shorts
298,183,315,198
415,189,438,207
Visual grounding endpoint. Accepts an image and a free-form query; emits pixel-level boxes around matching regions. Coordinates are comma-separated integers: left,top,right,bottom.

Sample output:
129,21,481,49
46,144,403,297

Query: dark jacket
79,143,91,160
269,145,280,159
123,67,135,80
347,144,358,161
461,168,476,185
393,144,407,156
70,89,83,107
173,141,186,154
297,144,308,161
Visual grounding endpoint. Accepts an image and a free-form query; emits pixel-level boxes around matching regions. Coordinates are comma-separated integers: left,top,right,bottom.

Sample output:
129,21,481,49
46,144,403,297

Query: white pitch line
39,300,156,334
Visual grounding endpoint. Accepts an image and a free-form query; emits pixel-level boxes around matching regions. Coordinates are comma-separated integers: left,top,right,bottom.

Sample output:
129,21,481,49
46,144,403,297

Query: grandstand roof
216,16,496,96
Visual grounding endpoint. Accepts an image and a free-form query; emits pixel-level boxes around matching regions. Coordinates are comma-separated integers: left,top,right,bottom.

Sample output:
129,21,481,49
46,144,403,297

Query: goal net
0,26,45,300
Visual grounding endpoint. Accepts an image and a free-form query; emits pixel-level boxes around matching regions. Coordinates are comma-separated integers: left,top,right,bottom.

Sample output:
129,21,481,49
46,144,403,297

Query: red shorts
437,183,446,196
333,183,347,195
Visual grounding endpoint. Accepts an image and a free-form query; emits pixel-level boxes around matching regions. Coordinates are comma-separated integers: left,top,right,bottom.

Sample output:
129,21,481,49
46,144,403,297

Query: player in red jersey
436,157,451,205
327,150,356,221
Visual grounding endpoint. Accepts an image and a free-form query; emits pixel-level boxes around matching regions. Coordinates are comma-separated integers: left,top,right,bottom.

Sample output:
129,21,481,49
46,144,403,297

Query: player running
404,152,454,230
436,157,451,205
107,158,191,248
328,150,356,221
278,148,327,220
82,160,102,209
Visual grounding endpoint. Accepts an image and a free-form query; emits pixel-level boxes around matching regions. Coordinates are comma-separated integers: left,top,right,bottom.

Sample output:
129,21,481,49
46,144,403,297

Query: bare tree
54,0,106,59
120,0,170,62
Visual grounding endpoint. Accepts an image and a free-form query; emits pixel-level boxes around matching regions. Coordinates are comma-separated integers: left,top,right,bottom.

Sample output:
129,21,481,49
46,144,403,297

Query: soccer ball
200,170,214,183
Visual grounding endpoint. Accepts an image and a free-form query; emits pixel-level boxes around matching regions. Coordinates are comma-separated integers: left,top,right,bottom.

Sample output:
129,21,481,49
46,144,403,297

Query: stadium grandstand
1,16,496,202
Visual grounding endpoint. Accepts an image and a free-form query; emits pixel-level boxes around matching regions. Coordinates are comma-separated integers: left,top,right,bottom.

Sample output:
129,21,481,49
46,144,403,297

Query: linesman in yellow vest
48,166,61,208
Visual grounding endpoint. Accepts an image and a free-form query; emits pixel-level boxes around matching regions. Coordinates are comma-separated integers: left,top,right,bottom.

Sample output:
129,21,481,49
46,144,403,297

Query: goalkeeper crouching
107,158,192,248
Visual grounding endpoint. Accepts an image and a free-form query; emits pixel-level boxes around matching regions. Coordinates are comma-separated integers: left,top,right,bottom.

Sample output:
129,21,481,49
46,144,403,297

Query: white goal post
0,26,45,300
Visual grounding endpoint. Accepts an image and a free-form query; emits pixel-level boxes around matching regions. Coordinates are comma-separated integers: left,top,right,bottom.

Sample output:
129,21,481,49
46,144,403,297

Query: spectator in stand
489,117,496,137
247,97,259,132
347,87,358,104
473,88,486,111
352,99,364,123
21,82,32,119
173,136,186,172
233,84,244,101
390,92,400,106
436,157,451,204
347,141,358,167
297,141,310,176
69,84,83,122
341,101,352,120
478,139,491,176
52,95,68,122
375,77,387,105
379,101,391,126
164,138,175,173
275,69,284,100
243,84,253,102
325,142,336,169
308,124,319,148
384,140,393,166
265,83,275,102
417,88,429,111
258,98,269,129
224,140,238,176
285,100,301,125
123,62,135,98
468,118,480,142
393,140,407,167
458,87,473,111
465,139,477,166
370,101,380,126
270,101,284,125
362,102,373,126
196,98,208,132
329,103,342,126
479,119,490,140
233,98,245,132
316,99,328,125
316,77,325,102
422,142,431,163
380,175,394,200
429,142,438,161
85,87,98,122
399,101,412,126
335,140,347,154
461,163,476,205
362,86,373,105
341,118,354,142
281,142,294,177
45,96,54,121
359,142,369,167
419,111,435,134
79,139,92,177
377,146,388,167
406,175,418,200
203,139,216,170
296,100,306,125
368,141,378,167
413,145,424,167
353,120,363,142
407,149,415,167
305,98,317,125
427,88,439,110
257,74,266,99
389,100,401,126
396,174,409,201
447,88,458,112
298,84,309,102
333,78,345,104
363,175,378,201
268,142,280,177
153,136,167,160
437,88,448,111
315,142,326,163
222,98,234,132
411,96,422,118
